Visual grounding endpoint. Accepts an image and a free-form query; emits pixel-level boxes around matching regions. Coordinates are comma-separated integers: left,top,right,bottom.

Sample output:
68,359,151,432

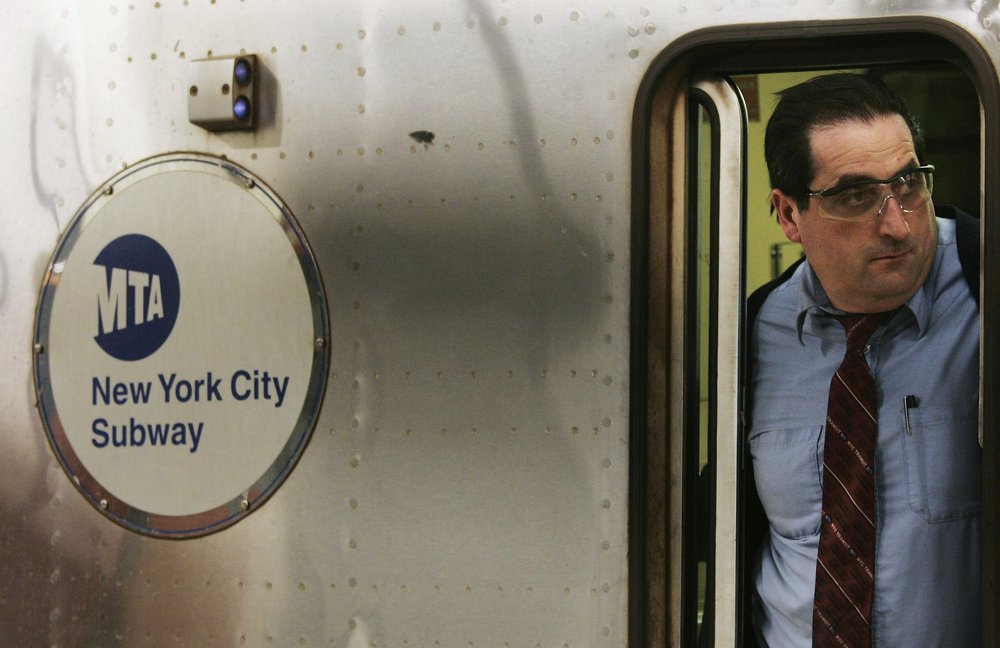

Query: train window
632,22,999,648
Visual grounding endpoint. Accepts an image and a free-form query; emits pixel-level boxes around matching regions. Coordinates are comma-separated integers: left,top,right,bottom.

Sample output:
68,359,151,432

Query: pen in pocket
903,394,919,435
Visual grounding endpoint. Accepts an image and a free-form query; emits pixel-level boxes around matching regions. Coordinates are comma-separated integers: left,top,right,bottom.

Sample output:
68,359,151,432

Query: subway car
1,1,996,646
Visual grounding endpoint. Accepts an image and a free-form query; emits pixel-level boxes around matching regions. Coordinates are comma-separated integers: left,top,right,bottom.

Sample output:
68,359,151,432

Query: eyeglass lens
820,170,932,220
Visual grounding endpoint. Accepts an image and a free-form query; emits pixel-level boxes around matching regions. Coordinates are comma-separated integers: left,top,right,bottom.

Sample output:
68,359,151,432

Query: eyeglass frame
805,164,935,222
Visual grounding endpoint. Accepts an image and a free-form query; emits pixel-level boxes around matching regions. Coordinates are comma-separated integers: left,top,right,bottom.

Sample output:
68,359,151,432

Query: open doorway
632,20,999,648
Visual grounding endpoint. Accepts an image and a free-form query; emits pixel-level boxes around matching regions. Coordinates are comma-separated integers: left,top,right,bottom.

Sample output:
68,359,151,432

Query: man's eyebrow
828,172,876,187
826,161,922,189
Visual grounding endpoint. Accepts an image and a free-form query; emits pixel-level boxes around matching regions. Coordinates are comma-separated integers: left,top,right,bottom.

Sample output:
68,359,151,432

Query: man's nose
877,194,911,238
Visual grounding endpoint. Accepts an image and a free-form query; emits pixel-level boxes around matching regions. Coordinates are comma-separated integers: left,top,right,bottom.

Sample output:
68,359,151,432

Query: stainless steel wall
1,1,996,646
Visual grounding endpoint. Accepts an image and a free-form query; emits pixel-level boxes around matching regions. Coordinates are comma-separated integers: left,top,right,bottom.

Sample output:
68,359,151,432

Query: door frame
629,17,1000,647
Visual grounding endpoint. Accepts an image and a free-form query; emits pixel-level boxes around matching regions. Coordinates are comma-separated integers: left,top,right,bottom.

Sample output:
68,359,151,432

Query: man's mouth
872,249,911,263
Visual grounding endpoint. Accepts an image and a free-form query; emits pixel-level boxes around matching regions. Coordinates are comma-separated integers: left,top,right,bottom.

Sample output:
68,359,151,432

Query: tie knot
838,314,888,351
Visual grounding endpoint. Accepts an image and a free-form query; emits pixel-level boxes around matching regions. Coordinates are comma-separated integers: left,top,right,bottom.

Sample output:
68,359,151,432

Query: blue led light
234,59,252,86
233,96,252,121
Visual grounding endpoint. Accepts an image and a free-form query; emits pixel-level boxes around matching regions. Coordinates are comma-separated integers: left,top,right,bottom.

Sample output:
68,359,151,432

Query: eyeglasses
806,165,934,222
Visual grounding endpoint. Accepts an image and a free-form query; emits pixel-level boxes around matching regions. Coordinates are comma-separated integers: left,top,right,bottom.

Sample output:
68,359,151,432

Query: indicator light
233,96,252,121
188,55,258,131
234,59,252,86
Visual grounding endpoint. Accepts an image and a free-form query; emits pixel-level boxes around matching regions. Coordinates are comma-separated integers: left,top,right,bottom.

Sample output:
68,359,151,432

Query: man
746,73,981,647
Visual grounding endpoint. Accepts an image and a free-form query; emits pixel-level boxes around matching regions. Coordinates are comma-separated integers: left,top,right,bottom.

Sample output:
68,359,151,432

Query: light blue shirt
749,218,981,647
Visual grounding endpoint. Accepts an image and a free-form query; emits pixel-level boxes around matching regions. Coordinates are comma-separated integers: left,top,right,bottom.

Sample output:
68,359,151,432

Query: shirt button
863,343,872,354
866,466,874,475
824,514,832,524
850,549,858,557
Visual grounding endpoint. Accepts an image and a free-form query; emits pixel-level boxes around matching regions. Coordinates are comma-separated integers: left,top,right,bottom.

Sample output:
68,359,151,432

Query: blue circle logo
93,234,180,361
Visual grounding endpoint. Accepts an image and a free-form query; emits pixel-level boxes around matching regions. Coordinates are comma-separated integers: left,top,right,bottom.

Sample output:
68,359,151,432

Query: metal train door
683,76,746,648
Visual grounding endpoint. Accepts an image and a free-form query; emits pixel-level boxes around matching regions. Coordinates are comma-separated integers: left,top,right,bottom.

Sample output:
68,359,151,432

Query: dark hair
764,73,925,209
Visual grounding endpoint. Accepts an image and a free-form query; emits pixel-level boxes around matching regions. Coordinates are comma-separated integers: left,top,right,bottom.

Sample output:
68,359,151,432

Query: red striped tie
813,314,886,647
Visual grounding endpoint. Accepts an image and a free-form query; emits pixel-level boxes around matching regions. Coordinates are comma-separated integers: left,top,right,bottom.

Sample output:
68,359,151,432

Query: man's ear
771,189,803,243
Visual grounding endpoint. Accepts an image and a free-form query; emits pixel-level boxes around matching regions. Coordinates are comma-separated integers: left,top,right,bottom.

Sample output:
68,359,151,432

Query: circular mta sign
33,153,330,538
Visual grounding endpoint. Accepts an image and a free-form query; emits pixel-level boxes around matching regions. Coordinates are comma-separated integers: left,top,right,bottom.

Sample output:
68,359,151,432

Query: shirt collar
793,253,937,344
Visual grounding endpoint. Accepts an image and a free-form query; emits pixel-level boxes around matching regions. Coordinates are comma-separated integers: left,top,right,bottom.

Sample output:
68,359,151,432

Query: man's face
772,114,937,314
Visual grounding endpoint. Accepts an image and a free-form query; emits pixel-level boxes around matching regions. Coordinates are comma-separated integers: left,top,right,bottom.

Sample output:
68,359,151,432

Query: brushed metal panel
0,1,995,646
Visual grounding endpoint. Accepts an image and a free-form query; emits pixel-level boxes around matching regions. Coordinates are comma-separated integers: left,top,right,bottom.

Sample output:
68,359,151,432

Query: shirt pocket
902,409,981,523
748,426,823,540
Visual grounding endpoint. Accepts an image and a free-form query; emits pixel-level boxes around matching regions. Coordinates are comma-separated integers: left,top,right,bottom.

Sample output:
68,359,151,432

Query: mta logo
94,234,180,361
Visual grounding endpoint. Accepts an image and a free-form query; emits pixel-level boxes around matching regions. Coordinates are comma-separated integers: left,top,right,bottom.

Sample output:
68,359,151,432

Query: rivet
240,499,250,511
99,499,109,510
34,343,45,355
243,178,255,189
315,337,327,349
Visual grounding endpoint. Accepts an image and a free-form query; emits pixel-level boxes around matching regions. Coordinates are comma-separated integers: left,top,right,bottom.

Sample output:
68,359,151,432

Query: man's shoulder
747,257,806,330
935,206,980,309
922,209,979,312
